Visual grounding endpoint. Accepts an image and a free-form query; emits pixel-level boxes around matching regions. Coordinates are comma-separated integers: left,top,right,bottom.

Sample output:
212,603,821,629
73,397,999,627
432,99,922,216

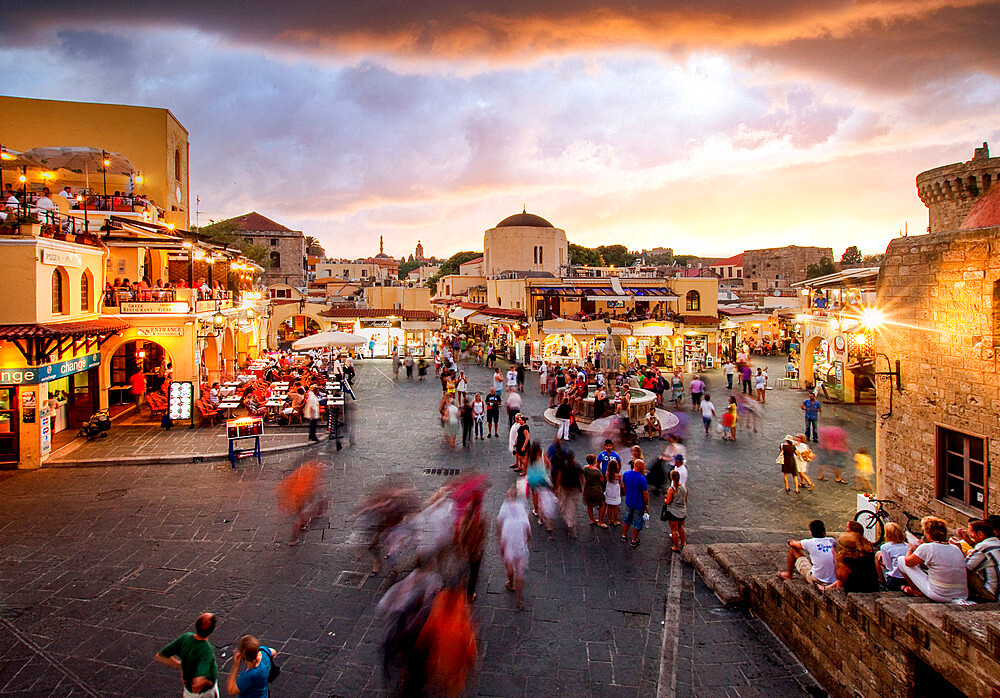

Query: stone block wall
742,245,833,294
875,226,1000,528
917,144,1000,234
693,542,1000,698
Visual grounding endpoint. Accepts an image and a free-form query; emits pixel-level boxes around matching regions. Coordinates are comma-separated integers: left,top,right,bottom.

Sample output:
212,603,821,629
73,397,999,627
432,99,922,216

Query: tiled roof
0,318,130,339
681,315,720,325
318,307,438,320
713,253,744,266
962,183,1000,229
718,307,759,316
225,212,293,233
478,307,525,319
458,302,486,309
460,257,484,265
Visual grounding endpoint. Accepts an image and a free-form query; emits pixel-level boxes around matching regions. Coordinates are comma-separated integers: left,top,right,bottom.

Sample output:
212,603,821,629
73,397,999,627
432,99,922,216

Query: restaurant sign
120,301,190,314
41,249,82,268
0,352,100,385
360,320,400,328
135,327,186,337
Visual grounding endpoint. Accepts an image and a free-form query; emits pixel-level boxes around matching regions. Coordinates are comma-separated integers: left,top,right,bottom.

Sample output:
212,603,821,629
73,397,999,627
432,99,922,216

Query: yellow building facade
0,96,190,229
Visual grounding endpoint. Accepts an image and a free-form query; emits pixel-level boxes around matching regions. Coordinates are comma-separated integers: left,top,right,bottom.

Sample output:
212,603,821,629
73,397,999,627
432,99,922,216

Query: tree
426,251,482,294
398,258,423,280
568,242,603,266
841,245,862,266
191,219,272,269
304,235,325,258
596,244,635,267
861,253,884,266
806,256,836,279
672,254,697,266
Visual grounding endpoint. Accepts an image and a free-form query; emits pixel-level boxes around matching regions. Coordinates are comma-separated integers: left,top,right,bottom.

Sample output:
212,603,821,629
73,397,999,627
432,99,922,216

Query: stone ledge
43,434,330,467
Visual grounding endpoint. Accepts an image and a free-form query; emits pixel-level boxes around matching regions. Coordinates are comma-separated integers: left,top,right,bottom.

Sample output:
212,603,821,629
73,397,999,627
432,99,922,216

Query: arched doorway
276,315,322,349
106,339,172,418
799,335,825,389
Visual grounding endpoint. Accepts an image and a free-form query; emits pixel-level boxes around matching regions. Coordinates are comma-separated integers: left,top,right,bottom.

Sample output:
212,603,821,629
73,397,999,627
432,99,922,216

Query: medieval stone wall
875,226,1000,527
917,143,1000,234
742,245,832,294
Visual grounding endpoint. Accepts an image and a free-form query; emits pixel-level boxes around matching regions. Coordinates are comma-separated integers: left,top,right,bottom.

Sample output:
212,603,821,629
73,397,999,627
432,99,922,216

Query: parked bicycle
853,498,922,544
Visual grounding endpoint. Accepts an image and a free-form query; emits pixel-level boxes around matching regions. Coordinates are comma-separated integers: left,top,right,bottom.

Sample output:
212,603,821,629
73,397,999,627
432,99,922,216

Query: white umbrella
292,331,367,350
22,147,135,176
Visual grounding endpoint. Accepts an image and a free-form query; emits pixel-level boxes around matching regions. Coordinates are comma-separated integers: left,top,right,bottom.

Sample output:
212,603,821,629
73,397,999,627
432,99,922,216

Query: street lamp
76,194,88,234
101,150,110,206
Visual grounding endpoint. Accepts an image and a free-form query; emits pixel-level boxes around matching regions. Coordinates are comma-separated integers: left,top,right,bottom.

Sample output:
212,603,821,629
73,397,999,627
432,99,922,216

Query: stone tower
917,142,1000,233
415,240,424,261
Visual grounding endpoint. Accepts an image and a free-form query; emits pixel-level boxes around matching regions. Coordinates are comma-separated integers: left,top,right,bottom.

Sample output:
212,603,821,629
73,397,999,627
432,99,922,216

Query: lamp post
19,168,27,218
75,194,88,234
101,150,109,208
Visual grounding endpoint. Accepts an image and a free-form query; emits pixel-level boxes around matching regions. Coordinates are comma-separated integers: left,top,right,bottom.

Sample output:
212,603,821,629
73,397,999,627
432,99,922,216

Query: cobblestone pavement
0,356,867,696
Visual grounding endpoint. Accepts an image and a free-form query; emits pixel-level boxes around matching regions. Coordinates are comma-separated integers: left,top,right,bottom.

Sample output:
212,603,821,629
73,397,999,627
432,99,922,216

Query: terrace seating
196,397,220,426
145,390,168,419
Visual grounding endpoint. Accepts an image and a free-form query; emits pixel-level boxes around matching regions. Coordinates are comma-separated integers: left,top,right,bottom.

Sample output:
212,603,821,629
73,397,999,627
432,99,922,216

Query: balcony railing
105,288,237,314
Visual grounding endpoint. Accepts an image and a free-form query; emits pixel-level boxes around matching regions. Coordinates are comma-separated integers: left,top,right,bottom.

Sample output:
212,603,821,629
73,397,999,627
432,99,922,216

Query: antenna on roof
522,204,526,214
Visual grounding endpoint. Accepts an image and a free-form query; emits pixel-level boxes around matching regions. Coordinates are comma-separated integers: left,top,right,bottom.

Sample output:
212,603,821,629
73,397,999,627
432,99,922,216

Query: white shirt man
506,368,517,390
58,187,73,200
36,194,54,211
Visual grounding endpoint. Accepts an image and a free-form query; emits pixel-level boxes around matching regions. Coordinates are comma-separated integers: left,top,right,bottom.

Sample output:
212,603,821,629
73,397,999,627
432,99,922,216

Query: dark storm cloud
3,1,999,91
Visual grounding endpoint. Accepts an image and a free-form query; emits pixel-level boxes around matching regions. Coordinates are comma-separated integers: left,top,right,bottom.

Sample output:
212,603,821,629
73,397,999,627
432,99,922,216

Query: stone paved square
0,356,866,696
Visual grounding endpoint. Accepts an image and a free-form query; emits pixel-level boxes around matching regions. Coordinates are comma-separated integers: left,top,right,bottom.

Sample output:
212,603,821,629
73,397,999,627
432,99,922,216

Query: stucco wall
483,226,568,277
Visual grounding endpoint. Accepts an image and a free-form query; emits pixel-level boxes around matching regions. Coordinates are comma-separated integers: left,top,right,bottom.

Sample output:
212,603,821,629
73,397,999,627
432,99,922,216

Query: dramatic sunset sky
3,2,999,259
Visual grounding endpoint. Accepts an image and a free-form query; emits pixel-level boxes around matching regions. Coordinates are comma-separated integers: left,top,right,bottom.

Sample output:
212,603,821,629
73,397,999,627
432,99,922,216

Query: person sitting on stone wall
962,519,1000,602
899,516,968,602
818,521,879,593
778,519,837,588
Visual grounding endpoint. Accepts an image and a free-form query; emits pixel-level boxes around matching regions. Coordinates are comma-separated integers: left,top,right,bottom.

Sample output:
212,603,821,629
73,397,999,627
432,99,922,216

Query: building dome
496,211,554,228
961,183,1000,230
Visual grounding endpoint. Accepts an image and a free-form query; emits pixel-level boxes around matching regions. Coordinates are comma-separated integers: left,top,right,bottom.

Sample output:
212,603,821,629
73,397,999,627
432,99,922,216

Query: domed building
483,209,569,279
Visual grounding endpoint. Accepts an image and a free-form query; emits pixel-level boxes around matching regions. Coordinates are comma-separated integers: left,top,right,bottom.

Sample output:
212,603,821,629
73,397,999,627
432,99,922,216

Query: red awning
0,318,131,339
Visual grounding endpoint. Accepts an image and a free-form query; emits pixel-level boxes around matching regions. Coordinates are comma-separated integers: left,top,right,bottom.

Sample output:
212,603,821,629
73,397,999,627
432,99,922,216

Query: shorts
702,416,712,428
692,393,702,406
794,556,817,584
664,511,685,522
623,506,646,531
487,410,499,424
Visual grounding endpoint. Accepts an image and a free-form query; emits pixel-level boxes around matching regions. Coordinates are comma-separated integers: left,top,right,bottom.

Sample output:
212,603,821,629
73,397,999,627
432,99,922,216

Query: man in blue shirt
620,459,648,548
802,396,822,442
595,439,621,476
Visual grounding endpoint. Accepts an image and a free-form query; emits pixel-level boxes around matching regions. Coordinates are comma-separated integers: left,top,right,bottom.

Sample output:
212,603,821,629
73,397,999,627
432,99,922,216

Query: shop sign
41,249,82,267
834,360,844,387
40,404,51,455
168,381,194,420
120,301,190,314
0,353,100,385
195,300,232,313
136,327,186,337
361,319,400,328
21,392,36,408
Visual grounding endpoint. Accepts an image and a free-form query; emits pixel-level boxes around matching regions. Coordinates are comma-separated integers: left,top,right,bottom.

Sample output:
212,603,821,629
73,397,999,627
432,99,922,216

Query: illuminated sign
228,416,264,439
168,381,194,420
120,302,190,314
41,249,82,267
360,319,400,328
136,327,186,337
0,353,100,385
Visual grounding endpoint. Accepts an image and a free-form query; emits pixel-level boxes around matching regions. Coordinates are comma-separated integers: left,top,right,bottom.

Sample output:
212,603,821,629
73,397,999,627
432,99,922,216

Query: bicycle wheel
854,510,884,544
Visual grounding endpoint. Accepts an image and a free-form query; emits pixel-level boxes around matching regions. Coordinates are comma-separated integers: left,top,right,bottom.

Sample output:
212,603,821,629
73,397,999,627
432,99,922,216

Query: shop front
798,317,876,403
276,314,323,348
402,320,437,356
628,322,675,367
358,319,404,357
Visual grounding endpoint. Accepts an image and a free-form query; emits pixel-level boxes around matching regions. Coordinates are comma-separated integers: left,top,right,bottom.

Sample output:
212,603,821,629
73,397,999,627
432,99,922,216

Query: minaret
379,235,384,256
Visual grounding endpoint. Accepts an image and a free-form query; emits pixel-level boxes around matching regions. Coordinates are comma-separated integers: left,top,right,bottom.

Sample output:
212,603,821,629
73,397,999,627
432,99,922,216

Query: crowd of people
104,276,233,306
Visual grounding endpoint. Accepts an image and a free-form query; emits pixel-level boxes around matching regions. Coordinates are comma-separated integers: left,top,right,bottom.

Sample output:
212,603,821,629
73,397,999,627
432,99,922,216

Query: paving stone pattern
0,356,868,696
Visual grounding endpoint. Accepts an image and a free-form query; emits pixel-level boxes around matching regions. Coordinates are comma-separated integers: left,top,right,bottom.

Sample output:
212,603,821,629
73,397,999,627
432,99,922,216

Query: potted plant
40,223,58,238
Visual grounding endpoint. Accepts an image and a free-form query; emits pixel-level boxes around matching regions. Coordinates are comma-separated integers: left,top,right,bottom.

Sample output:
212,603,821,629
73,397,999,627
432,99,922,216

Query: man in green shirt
155,612,219,697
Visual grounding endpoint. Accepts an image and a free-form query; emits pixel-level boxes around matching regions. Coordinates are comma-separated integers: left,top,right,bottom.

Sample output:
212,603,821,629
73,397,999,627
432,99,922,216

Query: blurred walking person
277,462,327,546
817,424,850,484
498,486,531,610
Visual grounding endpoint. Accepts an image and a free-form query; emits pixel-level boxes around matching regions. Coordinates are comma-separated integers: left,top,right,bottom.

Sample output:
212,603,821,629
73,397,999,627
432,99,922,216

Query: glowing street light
859,307,885,330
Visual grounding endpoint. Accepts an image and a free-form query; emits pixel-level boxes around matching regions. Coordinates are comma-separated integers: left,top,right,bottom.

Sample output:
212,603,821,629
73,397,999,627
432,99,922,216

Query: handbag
660,503,670,522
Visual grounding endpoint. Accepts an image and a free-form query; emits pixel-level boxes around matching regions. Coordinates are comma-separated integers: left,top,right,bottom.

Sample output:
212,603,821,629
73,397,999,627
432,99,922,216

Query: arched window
533,246,538,264
538,246,543,265
685,290,701,312
270,251,281,268
51,268,65,314
81,271,91,312
174,148,182,181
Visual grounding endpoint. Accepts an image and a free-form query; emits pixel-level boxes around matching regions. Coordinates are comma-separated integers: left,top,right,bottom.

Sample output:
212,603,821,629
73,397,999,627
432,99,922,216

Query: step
682,544,743,606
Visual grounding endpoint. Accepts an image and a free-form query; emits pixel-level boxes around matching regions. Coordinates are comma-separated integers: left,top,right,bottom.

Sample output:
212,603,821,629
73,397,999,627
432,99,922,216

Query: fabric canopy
292,331,366,349
465,313,490,325
632,324,675,337
449,307,480,321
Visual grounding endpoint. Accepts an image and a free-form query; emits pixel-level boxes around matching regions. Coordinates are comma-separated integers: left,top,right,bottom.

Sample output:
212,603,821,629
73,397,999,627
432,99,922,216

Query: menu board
227,416,264,439
168,381,194,420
